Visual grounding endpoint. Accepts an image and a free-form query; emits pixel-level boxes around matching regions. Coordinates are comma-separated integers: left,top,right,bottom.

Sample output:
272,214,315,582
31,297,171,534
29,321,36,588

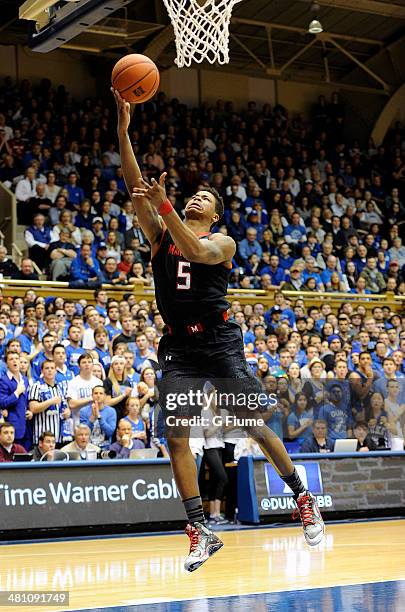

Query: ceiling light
309,19,323,34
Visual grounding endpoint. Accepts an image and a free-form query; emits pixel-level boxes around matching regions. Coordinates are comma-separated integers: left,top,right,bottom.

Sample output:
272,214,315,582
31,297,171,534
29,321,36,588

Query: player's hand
111,88,131,135
132,173,167,209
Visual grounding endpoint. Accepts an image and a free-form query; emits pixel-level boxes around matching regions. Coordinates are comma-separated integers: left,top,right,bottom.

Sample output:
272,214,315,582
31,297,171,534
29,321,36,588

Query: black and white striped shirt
29,379,63,444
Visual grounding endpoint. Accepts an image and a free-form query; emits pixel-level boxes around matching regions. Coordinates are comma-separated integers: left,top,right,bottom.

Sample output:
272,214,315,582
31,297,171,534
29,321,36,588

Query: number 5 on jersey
177,261,191,290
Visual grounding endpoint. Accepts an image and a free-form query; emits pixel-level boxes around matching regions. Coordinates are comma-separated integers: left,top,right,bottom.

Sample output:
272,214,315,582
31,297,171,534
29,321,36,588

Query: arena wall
371,82,405,144
0,45,96,98
0,45,355,115
160,66,336,113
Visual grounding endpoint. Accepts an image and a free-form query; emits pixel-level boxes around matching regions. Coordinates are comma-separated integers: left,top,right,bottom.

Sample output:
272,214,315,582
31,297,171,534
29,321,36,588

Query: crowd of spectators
0,287,403,462
0,76,404,292
0,287,169,461
0,76,404,465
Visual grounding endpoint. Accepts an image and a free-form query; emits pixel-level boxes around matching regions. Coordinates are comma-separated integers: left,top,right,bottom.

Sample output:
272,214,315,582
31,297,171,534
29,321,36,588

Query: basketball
111,54,160,103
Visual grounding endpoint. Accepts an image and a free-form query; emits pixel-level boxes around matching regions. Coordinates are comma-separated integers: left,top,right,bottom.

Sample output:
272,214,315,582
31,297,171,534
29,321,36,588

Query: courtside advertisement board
238,453,405,523
0,460,184,532
260,462,332,513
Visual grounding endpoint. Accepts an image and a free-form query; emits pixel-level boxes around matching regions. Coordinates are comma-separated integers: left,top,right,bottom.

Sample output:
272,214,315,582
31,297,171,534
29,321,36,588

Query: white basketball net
162,0,242,67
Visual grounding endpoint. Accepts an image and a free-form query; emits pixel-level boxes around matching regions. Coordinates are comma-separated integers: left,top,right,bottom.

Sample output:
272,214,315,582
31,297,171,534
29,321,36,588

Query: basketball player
113,89,325,572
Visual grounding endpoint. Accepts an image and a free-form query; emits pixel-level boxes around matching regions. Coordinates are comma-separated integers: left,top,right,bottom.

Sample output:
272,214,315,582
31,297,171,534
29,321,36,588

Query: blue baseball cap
327,334,341,346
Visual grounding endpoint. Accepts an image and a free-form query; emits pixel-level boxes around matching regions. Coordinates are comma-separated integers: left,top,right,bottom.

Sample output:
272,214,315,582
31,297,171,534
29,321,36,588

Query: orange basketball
111,54,160,104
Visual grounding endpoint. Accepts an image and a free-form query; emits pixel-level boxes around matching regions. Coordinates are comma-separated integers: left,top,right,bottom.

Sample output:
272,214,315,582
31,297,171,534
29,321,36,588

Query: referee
28,360,70,444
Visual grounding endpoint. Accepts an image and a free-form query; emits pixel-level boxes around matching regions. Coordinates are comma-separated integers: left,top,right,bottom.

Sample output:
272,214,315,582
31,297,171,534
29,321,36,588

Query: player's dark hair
201,187,224,223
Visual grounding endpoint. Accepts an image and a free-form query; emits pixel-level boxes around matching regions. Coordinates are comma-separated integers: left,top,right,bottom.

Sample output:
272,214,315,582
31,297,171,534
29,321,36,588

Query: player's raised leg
205,322,325,547
166,426,224,572
246,419,325,546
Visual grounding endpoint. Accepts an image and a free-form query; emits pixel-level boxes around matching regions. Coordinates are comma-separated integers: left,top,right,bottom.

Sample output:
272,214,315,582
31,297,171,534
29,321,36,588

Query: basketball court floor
1,519,404,611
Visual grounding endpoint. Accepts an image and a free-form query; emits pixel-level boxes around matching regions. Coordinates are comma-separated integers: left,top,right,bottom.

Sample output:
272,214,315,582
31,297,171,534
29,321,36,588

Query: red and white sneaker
292,491,325,547
184,522,224,572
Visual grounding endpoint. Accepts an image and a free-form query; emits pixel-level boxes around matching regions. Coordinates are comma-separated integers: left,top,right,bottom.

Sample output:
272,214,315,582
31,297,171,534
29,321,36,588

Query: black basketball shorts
157,320,266,419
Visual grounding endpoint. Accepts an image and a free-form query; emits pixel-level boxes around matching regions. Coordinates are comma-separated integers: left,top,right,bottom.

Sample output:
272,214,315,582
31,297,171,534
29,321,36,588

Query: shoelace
292,495,315,527
187,527,200,553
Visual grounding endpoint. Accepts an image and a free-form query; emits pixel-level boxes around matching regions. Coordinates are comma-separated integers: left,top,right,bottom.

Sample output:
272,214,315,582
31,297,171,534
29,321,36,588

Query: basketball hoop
162,0,243,67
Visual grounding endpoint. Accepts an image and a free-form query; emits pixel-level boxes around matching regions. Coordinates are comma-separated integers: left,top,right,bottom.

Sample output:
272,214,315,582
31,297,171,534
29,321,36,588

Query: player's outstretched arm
132,173,235,265
111,88,163,247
